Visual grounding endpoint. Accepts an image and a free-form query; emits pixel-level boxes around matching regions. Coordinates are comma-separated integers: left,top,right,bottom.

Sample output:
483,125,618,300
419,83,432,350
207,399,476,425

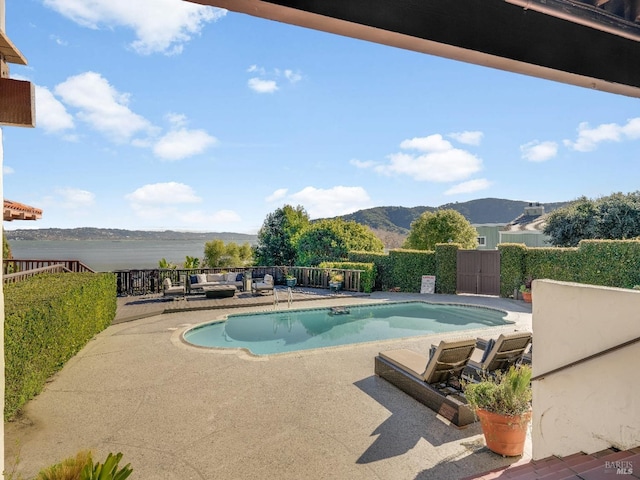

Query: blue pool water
183,301,509,355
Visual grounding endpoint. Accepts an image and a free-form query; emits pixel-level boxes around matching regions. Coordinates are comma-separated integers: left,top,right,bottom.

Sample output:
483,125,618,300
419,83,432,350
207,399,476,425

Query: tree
204,239,253,267
544,192,640,246
294,218,384,266
403,209,477,250
254,205,309,266
3,232,12,260
183,256,200,269
543,197,598,247
158,258,176,269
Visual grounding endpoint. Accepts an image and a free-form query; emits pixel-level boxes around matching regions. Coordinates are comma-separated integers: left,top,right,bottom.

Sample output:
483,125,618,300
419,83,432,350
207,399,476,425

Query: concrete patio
5,292,532,479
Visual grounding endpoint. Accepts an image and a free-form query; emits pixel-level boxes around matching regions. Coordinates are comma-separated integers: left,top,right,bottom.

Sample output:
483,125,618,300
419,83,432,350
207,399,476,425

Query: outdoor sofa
187,272,244,294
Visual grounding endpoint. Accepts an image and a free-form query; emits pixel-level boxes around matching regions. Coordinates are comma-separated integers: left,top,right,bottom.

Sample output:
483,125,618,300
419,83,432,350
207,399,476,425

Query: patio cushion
197,274,208,284
207,273,225,282
225,272,237,282
189,274,199,284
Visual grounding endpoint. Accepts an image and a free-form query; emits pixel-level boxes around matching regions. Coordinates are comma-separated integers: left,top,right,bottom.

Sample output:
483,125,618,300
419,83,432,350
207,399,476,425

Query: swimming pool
182,301,510,355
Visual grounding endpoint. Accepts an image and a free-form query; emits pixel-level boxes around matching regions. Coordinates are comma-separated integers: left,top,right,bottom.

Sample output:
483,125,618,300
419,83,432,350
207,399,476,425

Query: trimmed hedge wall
498,243,528,298
434,243,459,294
388,249,436,293
348,251,392,291
500,240,640,296
5,272,117,420
349,248,451,293
570,240,640,288
318,261,376,293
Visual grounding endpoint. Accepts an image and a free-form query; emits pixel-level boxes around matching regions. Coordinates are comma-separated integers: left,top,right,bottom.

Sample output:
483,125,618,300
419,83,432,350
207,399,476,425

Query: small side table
244,275,253,292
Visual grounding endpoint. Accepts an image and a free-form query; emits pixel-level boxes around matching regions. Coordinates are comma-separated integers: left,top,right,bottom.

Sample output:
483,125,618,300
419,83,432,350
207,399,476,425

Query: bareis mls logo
605,460,633,475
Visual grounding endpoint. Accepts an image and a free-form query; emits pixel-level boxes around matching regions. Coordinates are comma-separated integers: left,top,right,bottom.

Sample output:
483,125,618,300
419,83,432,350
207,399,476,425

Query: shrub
318,261,376,293
464,365,532,417
5,272,116,420
35,451,132,480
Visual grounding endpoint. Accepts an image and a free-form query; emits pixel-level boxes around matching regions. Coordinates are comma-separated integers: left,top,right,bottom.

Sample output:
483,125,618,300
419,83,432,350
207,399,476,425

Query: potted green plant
285,274,297,288
463,364,532,457
329,272,344,291
519,277,532,303
519,284,531,303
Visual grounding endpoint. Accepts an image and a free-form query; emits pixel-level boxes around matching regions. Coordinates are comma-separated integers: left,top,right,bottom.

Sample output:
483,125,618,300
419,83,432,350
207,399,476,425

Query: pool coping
177,299,521,359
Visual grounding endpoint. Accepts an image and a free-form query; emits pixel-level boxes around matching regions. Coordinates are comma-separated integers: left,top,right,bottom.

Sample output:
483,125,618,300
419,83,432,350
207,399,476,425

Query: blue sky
3,0,640,233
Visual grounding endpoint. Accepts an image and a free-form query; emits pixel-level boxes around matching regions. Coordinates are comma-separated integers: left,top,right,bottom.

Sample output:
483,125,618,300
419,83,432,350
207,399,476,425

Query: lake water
8,240,210,272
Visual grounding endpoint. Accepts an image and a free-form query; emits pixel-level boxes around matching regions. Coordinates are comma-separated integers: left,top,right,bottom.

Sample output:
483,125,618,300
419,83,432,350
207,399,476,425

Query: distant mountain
5,198,570,242
5,228,258,243
338,198,569,234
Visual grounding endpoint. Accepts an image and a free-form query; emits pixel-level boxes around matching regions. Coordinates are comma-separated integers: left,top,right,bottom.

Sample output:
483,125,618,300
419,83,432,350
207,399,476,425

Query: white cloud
247,65,266,75
54,71,155,143
444,179,492,195
43,0,225,55
622,117,640,138
287,186,372,218
3,166,15,175
124,184,239,226
153,128,217,161
247,66,303,92
520,140,558,162
125,182,201,205
266,188,288,202
55,187,95,209
49,34,68,46
350,159,378,169
35,85,75,134
248,78,278,94
284,70,302,84
374,134,482,182
449,131,484,146
563,117,640,152
165,112,188,127
400,134,452,152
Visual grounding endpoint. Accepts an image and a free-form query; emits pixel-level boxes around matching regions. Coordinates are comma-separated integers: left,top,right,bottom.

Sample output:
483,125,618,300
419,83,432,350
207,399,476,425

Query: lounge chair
374,338,477,426
252,273,274,295
162,278,185,299
463,332,532,380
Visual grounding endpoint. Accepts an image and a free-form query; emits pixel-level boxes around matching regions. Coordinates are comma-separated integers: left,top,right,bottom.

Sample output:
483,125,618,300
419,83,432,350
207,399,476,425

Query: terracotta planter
521,291,532,303
476,408,532,457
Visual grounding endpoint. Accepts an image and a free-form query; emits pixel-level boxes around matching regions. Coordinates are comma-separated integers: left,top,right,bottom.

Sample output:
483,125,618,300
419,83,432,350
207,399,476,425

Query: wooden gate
456,250,500,295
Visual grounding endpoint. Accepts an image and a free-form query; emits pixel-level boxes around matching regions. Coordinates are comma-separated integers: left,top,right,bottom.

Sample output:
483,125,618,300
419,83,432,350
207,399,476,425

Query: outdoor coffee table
203,285,237,299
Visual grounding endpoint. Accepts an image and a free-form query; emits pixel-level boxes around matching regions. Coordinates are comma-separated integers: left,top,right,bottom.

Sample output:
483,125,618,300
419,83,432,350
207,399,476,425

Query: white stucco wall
532,279,640,460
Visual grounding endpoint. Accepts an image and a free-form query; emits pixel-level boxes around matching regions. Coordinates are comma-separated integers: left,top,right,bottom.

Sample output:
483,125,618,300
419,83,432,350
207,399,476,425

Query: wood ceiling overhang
4,199,42,221
186,0,640,98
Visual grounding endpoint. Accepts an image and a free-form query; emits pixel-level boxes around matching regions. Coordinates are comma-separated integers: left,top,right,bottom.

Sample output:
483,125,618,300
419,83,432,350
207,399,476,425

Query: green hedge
5,272,117,420
501,240,640,296
498,243,528,297
434,244,459,294
318,261,376,293
573,240,640,288
388,249,436,293
347,251,393,291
